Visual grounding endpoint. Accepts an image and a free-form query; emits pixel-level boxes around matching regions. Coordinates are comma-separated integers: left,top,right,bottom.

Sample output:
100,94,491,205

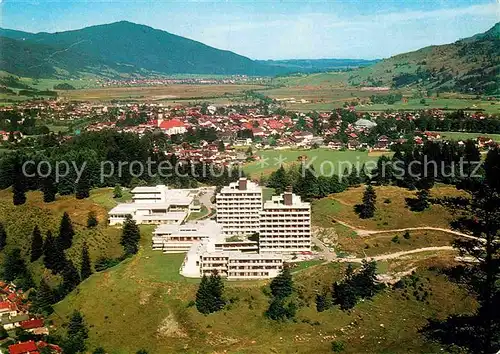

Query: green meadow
243,149,386,178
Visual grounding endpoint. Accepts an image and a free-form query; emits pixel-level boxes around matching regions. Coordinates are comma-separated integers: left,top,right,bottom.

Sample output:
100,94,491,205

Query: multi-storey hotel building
259,191,311,253
216,178,262,236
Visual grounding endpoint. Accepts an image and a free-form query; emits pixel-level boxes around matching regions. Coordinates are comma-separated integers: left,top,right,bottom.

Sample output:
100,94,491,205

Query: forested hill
346,22,499,95
0,21,287,78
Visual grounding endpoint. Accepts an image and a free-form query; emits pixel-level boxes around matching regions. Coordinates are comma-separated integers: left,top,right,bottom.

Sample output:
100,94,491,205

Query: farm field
57,84,265,101
243,148,387,178
355,97,499,114
434,131,500,142
263,75,498,113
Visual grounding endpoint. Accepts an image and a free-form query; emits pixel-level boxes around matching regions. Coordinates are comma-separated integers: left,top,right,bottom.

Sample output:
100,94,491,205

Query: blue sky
1,0,498,59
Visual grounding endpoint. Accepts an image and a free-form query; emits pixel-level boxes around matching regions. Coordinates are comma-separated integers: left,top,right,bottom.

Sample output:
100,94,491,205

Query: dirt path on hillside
331,218,482,242
334,246,455,263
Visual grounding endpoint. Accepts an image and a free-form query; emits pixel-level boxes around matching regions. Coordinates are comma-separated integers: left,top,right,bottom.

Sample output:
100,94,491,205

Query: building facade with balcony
259,191,311,253
216,178,262,236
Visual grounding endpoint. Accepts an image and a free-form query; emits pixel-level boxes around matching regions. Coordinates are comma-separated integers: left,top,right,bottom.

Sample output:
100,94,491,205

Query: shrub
331,340,345,352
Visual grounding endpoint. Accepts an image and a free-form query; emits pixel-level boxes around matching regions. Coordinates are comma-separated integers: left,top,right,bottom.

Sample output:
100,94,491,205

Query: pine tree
359,185,376,219
61,259,81,295
80,242,92,281
87,211,98,228
58,175,75,196
267,166,289,195
410,188,430,211
75,170,91,199
270,266,293,299
208,271,226,312
12,168,26,206
333,278,358,311
195,275,212,314
43,230,67,274
294,165,319,200
353,260,380,298
63,310,89,354
113,185,123,199
32,279,54,316
30,225,44,262
58,212,75,250
195,271,226,314
42,175,57,203
315,293,327,312
423,172,500,353
2,248,28,282
120,215,140,256
0,222,6,251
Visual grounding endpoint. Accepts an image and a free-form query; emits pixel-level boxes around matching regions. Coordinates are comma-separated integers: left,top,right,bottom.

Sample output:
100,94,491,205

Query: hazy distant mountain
256,58,380,73
346,22,499,94
0,21,287,78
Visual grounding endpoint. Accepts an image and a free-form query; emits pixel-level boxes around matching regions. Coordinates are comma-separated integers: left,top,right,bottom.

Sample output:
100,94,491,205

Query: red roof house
8,340,38,354
20,319,44,330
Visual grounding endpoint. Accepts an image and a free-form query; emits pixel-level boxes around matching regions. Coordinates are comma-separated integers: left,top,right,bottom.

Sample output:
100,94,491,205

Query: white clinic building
216,178,262,236
146,179,312,280
259,191,311,253
180,237,283,280
108,185,200,225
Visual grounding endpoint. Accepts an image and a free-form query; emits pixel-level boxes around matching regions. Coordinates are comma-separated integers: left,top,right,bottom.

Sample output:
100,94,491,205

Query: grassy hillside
0,184,479,352
278,23,499,96
347,23,499,95
0,188,129,286
312,184,466,231
50,228,476,353
0,36,110,78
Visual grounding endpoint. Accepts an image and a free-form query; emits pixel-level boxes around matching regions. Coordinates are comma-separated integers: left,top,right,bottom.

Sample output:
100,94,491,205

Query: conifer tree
270,265,293,299
58,175,75,196
195,271,226,314
267,166,289,195
58,212,75,250
113,185,123,199
195,275,211,314
61,259,81,295
75,170,91,199
32,278,54,316
30,225,44,262
12,167,26,206
0,222,7,251
80,242,92,281
87,211,98,228
315,293,327,312
410,188,430,211
2,248,27,282
120,215,140,256
208,270,226,312
358,185,376,219
43,230,67,274
42,175,57,203
63,310,89,354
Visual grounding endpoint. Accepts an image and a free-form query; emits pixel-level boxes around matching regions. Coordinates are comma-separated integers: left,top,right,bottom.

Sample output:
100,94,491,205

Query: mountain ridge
0,20,498,93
